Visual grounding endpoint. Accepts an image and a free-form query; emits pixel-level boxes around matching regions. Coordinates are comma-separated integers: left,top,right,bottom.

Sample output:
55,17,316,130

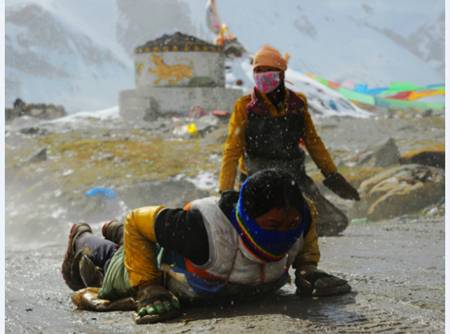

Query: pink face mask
253,71,281,94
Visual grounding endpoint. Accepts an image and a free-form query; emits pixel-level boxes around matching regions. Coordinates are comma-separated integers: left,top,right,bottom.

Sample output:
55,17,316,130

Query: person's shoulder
189,196,220,210
235,93,252,105
232,94,252,114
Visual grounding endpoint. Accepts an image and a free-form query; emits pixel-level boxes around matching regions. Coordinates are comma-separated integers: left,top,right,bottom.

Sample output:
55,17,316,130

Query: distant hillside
214,0,444,86
5,2,132,111
5,0,444,112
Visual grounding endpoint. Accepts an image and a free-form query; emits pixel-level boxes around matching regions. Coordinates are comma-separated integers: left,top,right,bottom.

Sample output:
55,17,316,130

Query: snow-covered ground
185,171,218,191
47,106,120,124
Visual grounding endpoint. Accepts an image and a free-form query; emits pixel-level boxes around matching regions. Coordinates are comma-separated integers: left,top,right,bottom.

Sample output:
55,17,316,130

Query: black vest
245,89,307,163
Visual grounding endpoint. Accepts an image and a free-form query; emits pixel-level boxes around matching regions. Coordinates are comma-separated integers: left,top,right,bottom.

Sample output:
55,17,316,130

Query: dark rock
27,148,47,163
6,99,66,121
421,109,433,118
14,98,26,109
400,145,445,169
19,127,48,136
358,138,400,167
374,138,400,167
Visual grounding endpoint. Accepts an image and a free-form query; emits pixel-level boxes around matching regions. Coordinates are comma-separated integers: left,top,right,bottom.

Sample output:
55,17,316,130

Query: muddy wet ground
5,111,445,333
6,216,444,333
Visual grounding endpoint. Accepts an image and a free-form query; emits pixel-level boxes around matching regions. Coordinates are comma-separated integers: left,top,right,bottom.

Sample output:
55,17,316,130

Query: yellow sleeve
123,206,166,287
218,96,249,192
293,199,320,268
300,94,337,177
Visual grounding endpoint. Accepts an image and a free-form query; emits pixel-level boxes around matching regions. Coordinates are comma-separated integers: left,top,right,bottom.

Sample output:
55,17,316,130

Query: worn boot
78,254,104,288
61,223,93,291
101,220,124,245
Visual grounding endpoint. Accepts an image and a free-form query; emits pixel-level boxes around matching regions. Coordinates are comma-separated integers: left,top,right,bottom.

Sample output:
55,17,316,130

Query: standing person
219,45,360,236
62,169,350,325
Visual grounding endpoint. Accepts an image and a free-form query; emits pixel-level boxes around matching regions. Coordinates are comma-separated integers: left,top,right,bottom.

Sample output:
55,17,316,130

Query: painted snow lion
148,55,193,85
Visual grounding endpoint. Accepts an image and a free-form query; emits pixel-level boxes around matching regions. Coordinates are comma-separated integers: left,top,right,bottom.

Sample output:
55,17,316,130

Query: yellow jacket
123,206,166,287
219,90,337,192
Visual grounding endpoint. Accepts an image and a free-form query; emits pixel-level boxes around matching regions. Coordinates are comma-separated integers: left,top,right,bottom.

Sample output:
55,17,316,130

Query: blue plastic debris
85,187,117,199
328,100,338,111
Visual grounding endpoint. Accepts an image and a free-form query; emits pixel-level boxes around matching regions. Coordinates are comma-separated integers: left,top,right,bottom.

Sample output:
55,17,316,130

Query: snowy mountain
5,1,132,111
5,0,444,112
215,0,444,86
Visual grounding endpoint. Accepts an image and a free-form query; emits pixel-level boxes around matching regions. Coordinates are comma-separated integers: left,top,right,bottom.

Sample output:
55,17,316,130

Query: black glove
295,265,351,297
323,172,360,201
218,190,240,214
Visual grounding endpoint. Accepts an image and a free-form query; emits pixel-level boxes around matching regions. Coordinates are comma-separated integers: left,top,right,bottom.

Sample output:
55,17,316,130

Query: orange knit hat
252,45,290,71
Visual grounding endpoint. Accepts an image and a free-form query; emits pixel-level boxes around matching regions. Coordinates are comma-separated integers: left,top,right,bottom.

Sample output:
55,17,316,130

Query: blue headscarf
229,178,311,262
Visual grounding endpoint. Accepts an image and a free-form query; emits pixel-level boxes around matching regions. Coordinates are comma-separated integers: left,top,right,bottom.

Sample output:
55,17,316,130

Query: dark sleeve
154,208,209,266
